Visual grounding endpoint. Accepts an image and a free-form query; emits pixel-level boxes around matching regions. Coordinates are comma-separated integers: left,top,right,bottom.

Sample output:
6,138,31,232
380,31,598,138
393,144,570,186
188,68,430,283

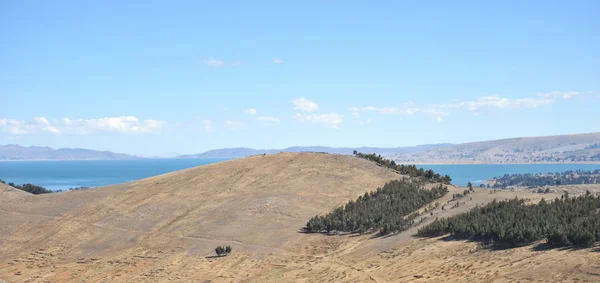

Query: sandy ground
1,153,599,282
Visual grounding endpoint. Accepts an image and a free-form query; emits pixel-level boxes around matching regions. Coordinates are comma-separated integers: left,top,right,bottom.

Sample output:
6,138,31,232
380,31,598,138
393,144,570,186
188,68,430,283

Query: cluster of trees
215,246,232,256
353,152,452,184
491,170,600,188
1,178,53,194
7,182,53,195
417,192,600,248
305,178,449,236
1,178,94,194
55,186,92,192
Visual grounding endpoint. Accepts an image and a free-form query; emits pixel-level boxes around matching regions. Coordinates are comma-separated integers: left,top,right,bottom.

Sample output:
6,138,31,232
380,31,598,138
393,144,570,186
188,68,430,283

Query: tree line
305,178,449,236
491,169,600,188
417,192,600,248
353,152,452,184
1,178,53,195
1,178,91,194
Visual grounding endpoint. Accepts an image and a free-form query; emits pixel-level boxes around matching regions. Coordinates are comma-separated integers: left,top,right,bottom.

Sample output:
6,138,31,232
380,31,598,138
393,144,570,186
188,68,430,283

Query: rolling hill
177,144,452,159
0,152,599,282
392,132,600,164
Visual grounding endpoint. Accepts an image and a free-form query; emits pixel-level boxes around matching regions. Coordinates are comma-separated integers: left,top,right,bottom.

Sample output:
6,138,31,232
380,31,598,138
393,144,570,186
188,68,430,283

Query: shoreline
401,161,600,165
1,157,600,165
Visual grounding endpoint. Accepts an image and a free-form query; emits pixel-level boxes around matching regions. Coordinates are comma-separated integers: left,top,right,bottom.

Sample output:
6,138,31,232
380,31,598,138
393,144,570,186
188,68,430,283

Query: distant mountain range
4,131,600,163
391,132,600,164
177,144,453,159
0,145,141,161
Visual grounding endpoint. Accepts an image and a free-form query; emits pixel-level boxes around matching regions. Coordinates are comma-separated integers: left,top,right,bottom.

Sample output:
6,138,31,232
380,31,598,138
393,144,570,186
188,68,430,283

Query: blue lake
418,164,600,186
0,159,227,191
1,159,599,190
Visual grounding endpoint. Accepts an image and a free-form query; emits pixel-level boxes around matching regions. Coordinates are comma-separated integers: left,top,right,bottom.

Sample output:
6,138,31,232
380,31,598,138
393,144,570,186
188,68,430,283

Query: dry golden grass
1,152,599,282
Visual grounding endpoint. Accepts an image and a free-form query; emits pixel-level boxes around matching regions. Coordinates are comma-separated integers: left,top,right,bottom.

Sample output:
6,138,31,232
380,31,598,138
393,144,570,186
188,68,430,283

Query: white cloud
293,98,319,112
225,120,244,131
243,109,257,115
34,117,61,134
203,120,214,133
256,116,280,126
294,113,343,129
272,58,283,64
35,117,50,125
0,119,29,135
231,61,241,66
0,116,166,135
83,116,164,134
350,91,584,121
350,103,447,121
539,91,579,100
450,95,555,112
204,57,224,67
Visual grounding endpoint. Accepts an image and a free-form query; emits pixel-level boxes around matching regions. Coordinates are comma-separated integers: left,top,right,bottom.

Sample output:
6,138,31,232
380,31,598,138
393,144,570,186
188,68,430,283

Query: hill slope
0,153,401,273
0,144,141,161
1,152,598,282
393,132,600,164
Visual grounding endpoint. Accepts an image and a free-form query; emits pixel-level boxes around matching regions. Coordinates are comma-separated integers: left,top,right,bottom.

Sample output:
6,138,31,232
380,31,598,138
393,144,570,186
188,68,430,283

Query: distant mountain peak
0,144,142,161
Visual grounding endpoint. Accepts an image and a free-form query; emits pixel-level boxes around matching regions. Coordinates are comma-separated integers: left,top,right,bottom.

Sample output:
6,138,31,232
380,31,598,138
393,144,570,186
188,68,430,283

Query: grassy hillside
1,152,599,282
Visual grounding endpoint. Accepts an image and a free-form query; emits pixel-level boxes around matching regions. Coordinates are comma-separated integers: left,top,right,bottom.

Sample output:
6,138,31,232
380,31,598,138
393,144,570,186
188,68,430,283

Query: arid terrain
1,152,599,282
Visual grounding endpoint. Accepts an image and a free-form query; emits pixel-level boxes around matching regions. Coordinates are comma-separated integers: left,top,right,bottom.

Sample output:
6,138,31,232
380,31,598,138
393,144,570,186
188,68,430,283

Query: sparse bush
215,245,232,256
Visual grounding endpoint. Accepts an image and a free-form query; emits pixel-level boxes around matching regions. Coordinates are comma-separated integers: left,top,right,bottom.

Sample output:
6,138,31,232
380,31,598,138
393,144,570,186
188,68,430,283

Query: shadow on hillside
413,234,528,251
205,255,223,259
297,228,378,238
531,243,591,252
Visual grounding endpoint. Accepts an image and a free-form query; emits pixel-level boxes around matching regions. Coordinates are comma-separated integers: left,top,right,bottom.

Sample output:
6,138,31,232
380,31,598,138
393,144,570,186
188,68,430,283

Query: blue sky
1,1,599,156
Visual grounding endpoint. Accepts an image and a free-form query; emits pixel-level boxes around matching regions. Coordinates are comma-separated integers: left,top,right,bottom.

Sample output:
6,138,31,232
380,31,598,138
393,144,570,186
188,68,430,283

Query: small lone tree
215,246,225,256
215,245,232,257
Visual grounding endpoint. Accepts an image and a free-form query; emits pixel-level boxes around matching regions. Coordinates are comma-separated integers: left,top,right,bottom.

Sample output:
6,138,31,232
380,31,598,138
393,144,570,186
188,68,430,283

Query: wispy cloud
359,119,372,125
350,91,583,121
231,61,241,67
225,120,244,131
294,113,343,129
272,58,283,64
538,91,579,100
204,57,224,67
203,120,214,133
447,95,554,112
0,116,166,135
256,116,280,126
243,109,257,115
293,98,319,112
351,103,447,121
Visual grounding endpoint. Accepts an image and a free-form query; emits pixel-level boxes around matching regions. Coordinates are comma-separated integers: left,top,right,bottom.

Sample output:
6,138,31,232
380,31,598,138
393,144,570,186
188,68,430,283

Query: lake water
1,159,599,190
418,164,600,186
0,159,227,191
